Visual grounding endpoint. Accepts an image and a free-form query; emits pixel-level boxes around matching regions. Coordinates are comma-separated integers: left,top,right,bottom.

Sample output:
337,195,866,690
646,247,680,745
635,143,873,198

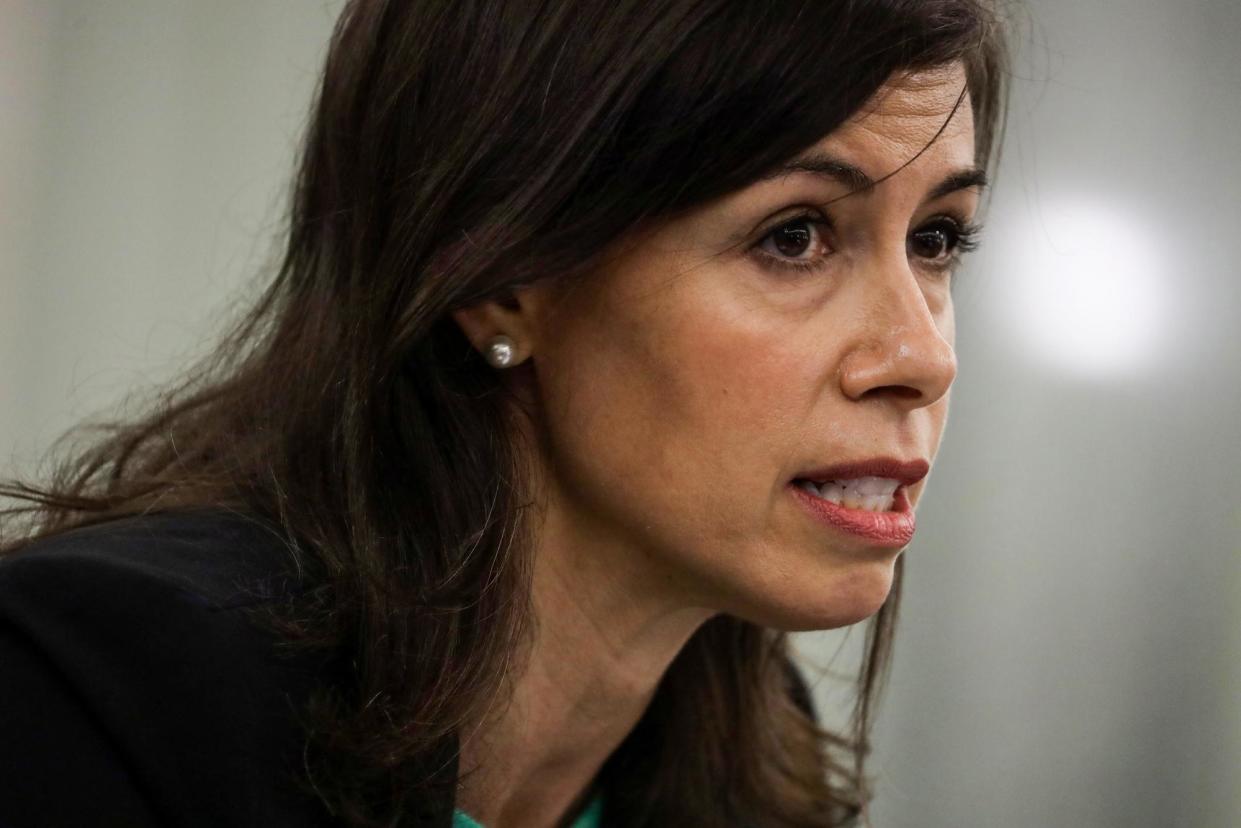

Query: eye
908,216,981,268
753,215,831,272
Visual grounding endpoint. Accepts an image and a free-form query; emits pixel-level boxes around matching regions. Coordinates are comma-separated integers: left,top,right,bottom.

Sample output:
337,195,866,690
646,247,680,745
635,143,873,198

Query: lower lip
788,483,916,548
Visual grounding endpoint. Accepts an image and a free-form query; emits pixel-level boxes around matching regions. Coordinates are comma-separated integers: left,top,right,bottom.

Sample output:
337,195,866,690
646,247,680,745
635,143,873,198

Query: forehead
820,63,975,179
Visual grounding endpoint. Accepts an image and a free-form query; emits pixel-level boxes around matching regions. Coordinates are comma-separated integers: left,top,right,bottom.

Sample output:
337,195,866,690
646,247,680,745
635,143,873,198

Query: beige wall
0,1,344,472
3,2,1238,825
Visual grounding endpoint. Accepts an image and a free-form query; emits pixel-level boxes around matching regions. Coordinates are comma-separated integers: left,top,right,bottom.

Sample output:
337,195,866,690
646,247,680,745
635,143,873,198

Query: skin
452,63,981,828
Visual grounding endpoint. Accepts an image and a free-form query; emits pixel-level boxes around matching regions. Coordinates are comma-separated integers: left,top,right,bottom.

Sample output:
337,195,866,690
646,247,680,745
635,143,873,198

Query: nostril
864,384,922,401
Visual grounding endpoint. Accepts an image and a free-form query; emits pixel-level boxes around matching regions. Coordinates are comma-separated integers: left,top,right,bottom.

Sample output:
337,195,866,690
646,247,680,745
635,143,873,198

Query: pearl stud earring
484,335,516,368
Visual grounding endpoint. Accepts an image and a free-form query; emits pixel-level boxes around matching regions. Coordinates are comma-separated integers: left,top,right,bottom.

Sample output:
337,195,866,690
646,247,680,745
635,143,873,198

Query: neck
456,494,713,828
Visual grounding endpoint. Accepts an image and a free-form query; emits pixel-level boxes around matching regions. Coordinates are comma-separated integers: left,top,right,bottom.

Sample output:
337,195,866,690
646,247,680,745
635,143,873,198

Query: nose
838,262,957,409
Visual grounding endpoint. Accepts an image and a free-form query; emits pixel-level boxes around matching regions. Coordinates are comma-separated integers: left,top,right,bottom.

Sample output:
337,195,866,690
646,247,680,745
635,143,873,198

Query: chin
741,555,900,632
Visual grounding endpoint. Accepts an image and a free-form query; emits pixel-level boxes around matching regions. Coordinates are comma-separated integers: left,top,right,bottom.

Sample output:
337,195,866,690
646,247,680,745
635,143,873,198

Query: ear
450,288,540,367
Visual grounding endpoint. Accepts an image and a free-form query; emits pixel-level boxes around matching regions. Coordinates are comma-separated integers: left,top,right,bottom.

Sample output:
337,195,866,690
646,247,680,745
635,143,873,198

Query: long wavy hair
1,1,1007,825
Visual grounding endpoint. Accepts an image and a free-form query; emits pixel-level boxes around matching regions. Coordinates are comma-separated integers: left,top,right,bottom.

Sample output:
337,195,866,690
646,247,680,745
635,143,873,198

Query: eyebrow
758,151,988,201
927,167,989,200
760,153,876,191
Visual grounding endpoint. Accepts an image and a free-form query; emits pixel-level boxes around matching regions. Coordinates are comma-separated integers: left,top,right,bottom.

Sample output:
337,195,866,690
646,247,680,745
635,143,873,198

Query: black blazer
0,510,353,827
0,509,820,827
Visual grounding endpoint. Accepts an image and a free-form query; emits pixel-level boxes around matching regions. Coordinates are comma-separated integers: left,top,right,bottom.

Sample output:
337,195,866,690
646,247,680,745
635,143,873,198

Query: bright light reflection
1004,200,1166,378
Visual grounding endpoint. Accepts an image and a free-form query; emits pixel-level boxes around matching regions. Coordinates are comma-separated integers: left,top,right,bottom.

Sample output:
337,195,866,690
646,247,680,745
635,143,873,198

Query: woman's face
521,64,980,631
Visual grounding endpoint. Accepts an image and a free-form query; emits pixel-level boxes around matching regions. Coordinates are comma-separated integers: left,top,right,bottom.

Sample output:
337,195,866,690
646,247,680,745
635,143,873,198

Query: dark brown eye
758,217,830,264
770,221,813,257
909,217,983,266
753,214,833,274
910,224,957,261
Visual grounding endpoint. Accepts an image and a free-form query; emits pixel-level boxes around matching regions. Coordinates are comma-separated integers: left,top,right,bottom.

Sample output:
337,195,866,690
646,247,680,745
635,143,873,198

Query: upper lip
795,457,930,487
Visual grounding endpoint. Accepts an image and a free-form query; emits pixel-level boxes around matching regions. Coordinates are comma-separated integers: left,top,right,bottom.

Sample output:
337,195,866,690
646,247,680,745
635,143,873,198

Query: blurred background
2,2,1237,826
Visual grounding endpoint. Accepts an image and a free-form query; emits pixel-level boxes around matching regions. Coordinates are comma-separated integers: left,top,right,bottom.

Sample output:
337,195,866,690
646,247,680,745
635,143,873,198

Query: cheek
532,280,816,555
673,314,813,476
941,294,957,346
934,298,956,420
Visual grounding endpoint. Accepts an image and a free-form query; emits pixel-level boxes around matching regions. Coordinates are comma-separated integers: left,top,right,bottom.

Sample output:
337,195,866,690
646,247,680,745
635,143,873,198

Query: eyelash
750,212,833,275
750,211,984,276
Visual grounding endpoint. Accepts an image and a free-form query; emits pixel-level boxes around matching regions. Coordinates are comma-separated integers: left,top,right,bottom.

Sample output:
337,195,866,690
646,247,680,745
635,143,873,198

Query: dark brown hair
1,1,1007,825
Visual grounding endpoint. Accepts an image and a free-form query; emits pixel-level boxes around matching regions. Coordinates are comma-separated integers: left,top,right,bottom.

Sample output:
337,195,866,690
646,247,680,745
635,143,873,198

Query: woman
0,1,1007,826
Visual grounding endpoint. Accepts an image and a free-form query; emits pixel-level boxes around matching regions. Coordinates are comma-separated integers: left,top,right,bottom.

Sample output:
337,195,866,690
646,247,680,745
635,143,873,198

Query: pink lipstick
788,481,917,548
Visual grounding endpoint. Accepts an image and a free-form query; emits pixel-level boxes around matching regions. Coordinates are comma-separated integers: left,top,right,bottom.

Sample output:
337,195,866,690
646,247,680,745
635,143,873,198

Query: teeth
851,493,894,511
797,476,900,512
833,476,901,496
818,481,845,503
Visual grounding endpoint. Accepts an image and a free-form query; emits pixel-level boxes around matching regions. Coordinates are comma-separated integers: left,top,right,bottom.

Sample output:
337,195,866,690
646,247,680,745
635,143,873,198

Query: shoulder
0,507,300,606
0,509,332,827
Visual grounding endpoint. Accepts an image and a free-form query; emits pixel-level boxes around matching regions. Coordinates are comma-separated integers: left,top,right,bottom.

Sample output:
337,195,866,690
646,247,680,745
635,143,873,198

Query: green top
451,793,603,828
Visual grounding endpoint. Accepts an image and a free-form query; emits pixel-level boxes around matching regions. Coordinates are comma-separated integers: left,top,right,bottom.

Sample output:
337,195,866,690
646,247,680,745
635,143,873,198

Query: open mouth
792,476,903,513
788,478,917,547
